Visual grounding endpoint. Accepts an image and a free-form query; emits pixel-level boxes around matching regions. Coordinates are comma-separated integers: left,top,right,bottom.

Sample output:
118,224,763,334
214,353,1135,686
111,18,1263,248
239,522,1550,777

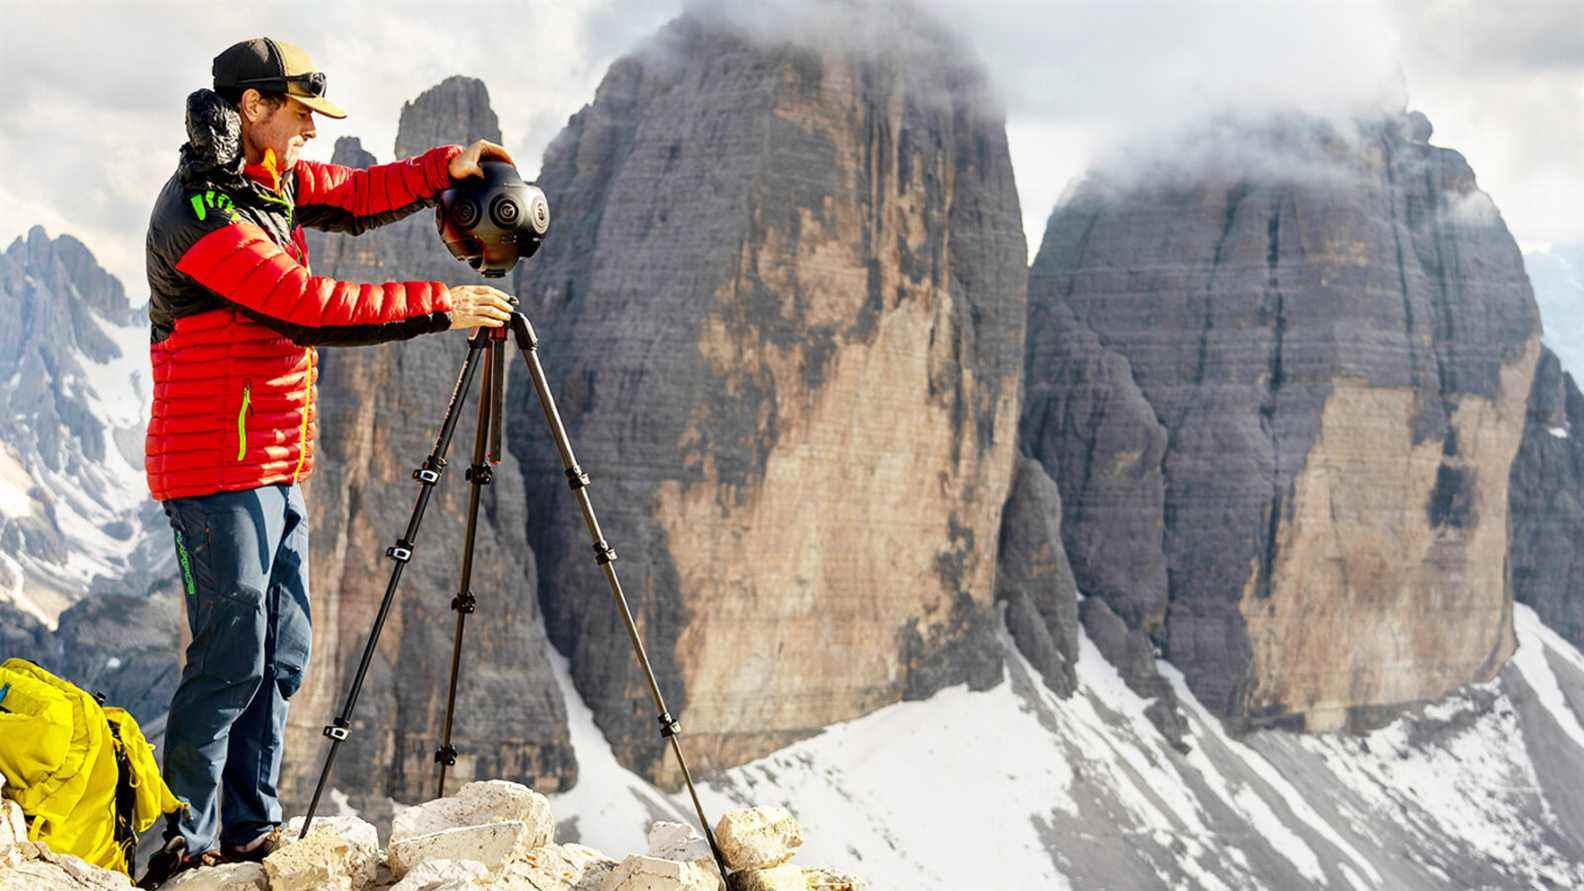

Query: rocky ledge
0,779,865,891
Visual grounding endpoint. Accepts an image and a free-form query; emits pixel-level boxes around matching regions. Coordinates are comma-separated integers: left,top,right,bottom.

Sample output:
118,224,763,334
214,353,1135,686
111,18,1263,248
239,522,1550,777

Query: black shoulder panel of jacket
145,173,245,343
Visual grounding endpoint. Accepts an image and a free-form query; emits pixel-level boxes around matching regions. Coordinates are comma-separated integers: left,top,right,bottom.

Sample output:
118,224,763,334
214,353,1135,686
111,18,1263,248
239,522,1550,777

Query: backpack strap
105,722,139,876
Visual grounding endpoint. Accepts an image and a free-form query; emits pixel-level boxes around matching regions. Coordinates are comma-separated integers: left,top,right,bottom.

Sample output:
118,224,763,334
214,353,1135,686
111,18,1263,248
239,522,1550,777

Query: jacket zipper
236,382,252,461
291,350,314,483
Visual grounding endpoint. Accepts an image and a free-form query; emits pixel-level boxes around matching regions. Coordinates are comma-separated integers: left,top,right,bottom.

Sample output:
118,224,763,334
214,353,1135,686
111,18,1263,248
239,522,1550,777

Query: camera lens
525,191,550,235
489,195,520,229
452,199,480,229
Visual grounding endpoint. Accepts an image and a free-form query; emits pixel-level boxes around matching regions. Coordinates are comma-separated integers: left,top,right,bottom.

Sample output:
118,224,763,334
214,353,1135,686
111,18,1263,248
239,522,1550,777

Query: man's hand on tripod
448,285,515,330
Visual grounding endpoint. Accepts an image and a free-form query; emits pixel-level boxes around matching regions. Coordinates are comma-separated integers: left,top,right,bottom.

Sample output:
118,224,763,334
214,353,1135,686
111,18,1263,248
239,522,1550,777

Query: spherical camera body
435,161,551,278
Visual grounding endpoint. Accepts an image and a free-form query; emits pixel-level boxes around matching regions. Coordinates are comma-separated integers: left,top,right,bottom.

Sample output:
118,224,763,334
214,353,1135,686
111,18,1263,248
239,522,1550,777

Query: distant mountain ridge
0,225,166,627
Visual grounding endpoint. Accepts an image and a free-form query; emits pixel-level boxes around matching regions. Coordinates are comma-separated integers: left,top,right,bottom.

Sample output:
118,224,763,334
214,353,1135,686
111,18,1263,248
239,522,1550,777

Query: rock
511,5,1025,787
1,841,131,889
645,822,710,863
0,800,26,848
266,815,381,890
285,78,575,819
0,860,118,890
159,861,269,891
599,854,716,891
388,822,532,879
713,808,803,872
391,781,554,849
389,859,491,891
1080,599,1190,751
500,844,619,890
1028,111,1541,731
1509,348,1584,647
1020,298,1170,638
726,864,804,891
996,457,1082,697
802,867,868,890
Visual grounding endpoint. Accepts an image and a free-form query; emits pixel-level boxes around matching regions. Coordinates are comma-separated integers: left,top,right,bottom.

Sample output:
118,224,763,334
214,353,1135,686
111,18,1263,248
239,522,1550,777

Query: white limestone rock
713,808,803,871
388,821,530,879
645,823,710,863
499,843,618,890
802,867,868,890
390,781,552,849
600,854,717,891
0,800,26,848
0,840,40,870
266,815,381,890
0,842,130,889
389,858,491,890
729,864,805,891
160,861,269,891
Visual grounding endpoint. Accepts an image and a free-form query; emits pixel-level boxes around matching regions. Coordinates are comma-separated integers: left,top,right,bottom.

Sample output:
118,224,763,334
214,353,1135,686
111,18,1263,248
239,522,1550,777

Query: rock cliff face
283,77,573,814
1509,347,1584,646
1025,111,1541,732
510,13,1026,784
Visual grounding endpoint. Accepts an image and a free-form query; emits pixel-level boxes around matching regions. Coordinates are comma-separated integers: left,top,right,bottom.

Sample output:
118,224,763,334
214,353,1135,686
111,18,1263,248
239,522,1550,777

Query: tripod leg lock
387,540,415,563
324,719,350,741
434,745,459,766
452,591,477,614
593,541,618,565
465,464,494,486
657,712,681,738
566,466,590,490
413,457,446,485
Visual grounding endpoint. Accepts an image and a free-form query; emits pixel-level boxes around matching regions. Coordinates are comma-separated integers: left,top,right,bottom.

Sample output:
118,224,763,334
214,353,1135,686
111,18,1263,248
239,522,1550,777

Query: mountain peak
394,75,501,159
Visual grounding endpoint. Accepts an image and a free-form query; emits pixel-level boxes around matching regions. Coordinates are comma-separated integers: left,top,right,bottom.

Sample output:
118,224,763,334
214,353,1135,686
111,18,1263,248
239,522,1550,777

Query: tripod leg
300,330,491,839
434,331,501,797
505,313,731,884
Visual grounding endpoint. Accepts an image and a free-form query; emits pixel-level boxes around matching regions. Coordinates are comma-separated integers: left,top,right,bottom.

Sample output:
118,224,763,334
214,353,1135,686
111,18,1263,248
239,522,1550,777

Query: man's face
245,93,317,171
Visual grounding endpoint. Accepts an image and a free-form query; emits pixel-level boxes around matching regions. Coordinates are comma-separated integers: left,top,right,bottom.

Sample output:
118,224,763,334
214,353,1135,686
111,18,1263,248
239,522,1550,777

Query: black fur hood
178,89,245,187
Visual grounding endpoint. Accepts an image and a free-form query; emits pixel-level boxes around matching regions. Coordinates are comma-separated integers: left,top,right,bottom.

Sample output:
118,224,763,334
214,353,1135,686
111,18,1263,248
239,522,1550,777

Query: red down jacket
145,89,464,502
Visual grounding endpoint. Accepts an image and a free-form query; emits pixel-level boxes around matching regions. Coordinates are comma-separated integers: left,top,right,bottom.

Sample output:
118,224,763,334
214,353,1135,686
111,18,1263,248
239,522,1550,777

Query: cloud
0,0,680,298
1,0,1578,290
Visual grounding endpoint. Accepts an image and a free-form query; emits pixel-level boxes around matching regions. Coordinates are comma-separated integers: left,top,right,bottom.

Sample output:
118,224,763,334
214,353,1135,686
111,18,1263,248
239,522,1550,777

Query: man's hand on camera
449,139,516,180
448,285,515,330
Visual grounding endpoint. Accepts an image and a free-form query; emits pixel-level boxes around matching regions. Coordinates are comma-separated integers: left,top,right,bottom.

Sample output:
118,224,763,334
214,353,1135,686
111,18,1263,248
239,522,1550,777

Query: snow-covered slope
0,226,163,627
548,604,1584,890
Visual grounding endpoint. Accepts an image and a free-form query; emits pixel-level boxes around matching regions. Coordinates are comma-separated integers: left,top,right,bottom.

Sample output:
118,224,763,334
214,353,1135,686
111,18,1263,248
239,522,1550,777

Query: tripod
298,313,729,883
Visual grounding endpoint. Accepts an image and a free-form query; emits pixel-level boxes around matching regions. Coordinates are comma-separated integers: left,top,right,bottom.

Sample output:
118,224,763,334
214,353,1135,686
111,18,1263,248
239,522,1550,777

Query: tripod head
435,161,551,278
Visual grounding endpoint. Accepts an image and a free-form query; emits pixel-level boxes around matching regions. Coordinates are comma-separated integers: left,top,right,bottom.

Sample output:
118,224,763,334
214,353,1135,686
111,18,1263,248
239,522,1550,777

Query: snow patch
0,444,36,518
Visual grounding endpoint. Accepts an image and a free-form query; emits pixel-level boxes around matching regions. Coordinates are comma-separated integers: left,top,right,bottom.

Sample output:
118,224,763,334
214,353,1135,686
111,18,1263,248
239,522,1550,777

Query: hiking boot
220,828,280,864
136,836,221,889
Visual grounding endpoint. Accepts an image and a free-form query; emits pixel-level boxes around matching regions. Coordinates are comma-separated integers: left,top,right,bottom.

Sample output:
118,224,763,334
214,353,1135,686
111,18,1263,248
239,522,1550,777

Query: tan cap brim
291,90,347,119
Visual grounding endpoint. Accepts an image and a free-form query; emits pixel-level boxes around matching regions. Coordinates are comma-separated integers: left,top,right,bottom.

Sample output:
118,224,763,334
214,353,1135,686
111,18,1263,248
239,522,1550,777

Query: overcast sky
1,0,1579,298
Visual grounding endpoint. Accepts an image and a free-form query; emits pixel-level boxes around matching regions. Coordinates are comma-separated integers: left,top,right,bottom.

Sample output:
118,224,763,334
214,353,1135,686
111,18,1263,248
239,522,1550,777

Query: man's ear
240,88,263,123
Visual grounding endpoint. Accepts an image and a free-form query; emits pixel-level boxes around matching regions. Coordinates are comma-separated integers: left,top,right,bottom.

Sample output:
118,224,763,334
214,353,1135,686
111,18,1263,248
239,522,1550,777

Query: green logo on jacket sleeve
188,190,241,224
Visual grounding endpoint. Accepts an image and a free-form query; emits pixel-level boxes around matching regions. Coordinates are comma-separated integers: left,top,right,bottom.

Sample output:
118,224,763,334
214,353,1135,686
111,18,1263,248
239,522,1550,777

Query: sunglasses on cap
233,71,328,98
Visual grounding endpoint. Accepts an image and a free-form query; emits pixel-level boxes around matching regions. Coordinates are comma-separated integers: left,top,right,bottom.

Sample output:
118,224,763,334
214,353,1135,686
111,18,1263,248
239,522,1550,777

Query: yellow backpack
0,658,184,875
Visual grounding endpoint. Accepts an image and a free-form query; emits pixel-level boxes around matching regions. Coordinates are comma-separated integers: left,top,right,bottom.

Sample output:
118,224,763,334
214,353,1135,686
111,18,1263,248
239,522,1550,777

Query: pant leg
220,483,312,846
160,485,290,855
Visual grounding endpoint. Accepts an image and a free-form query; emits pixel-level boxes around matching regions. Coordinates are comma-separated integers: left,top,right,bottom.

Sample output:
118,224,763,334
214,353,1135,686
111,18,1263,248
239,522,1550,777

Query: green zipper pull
236,383,252,460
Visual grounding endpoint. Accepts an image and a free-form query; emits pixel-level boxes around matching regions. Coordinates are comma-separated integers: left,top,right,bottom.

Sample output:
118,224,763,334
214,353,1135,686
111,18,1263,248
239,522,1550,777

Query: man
138,37,516,887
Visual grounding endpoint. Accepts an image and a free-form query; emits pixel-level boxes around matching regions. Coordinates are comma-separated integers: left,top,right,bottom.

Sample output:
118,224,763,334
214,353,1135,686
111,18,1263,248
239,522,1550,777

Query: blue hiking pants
160,482,312,854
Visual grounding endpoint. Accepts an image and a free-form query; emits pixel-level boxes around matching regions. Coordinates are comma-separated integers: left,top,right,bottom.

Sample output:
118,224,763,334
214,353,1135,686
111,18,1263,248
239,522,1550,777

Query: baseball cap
212,37,347,119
